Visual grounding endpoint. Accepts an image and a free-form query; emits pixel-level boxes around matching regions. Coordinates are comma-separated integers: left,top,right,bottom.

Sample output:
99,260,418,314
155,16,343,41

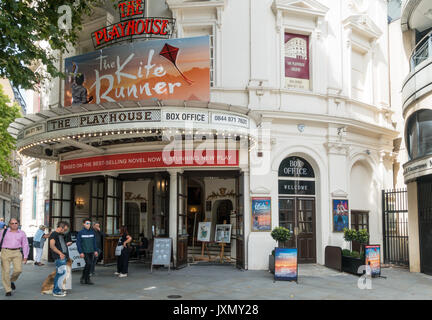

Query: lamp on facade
75,198,85,210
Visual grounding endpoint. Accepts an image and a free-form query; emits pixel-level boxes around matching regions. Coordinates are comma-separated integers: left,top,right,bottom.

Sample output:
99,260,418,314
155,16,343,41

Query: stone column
407,181,421,272
168,168,182,267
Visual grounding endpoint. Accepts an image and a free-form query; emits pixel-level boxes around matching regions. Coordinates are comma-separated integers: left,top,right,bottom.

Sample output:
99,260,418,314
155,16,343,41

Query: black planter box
342,255,365,276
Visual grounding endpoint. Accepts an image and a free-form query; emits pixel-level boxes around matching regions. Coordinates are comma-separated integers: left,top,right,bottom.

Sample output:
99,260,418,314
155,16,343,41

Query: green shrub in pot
271,227,292,253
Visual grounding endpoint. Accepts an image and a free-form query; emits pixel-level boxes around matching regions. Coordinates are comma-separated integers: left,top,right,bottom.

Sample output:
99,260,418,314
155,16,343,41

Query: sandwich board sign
68,242,86,270
151,237,172,273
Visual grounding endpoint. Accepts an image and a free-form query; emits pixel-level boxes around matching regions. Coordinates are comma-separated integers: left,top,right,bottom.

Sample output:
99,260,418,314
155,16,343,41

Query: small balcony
402,31,432,113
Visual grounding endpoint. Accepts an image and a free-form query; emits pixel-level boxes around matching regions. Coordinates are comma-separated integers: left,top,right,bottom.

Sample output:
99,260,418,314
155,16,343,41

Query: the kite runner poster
64,36,210,106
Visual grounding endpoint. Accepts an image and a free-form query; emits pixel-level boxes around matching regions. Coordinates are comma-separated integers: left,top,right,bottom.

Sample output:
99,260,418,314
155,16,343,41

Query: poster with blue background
333,199,349,232
251,197,271,231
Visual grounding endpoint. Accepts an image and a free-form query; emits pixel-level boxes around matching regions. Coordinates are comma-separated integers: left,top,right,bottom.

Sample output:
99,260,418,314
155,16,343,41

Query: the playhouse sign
91,0,175,49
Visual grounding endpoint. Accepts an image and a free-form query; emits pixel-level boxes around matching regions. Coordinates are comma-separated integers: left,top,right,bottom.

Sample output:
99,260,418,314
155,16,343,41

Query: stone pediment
272,0,329,18
251,187,271,195
331,189,348,198
343,14,382,42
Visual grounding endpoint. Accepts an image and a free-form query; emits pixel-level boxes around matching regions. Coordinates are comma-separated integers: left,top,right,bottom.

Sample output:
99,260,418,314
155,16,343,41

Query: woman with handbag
114,226,132,278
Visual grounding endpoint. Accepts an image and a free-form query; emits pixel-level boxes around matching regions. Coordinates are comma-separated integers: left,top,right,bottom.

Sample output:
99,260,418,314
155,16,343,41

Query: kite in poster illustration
160,43,194,85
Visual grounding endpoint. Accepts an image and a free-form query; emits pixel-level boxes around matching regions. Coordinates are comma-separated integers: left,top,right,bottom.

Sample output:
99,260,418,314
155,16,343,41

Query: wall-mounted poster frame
251,197,271,232
284,32,310,90
274,247,298,283
332,199,349,232
365,244,381,278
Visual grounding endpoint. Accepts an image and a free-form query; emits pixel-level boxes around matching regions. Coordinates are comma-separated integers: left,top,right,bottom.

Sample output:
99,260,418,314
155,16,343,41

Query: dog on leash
41,259,73,295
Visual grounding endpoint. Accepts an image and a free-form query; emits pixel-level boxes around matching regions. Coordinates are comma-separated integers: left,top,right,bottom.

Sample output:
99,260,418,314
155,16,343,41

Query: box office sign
64,36,210,106
285,33,310,90
60,150,239,175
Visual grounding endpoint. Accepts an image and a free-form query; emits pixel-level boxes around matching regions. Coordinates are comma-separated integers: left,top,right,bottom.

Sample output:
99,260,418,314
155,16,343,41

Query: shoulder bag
0,228,7,252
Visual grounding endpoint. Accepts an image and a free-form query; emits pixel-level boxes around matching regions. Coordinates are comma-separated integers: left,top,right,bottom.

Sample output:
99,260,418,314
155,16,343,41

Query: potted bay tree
269,226,292,273
341,228,369,275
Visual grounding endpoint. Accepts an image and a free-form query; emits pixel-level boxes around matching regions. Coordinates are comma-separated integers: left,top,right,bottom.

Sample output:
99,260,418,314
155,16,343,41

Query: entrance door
418,181,432,275
279,197,316,263
49,181,73,230
234,172,245,269
351,211,369,252
176,172,188,268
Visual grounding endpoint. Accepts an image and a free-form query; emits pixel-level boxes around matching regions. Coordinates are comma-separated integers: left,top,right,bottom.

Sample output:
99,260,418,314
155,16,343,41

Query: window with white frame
351,47,370,103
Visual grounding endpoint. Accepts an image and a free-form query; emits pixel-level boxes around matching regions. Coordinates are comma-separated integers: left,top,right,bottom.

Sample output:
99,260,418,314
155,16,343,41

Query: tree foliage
0,0,106,90
0,84,21,178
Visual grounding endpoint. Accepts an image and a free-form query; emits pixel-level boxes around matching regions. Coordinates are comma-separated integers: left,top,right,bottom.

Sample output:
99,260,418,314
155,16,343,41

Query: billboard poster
251,197,271,232
64,36,210,106
333,199,349,232
274,248,298,282
365,245,381,277
285,33,310,90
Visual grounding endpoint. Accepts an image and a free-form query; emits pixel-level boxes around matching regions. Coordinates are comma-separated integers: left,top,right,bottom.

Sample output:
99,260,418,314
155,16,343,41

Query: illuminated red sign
91,0,175,49
60,150,239,175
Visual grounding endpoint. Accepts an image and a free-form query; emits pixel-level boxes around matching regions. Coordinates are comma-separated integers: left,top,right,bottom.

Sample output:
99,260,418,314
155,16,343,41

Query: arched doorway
216,200,233,224
278,156,317,263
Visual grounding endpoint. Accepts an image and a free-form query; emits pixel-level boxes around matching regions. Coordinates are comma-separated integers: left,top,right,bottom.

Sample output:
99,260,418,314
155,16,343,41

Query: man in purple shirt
0,218,29,296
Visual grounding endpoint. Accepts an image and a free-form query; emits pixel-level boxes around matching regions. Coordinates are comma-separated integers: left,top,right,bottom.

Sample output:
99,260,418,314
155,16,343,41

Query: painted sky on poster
64,36,210,106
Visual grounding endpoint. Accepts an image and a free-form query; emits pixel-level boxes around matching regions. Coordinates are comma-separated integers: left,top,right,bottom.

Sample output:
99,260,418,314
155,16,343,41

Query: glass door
49,181,72,230
235,172,245,269
176,172,188,268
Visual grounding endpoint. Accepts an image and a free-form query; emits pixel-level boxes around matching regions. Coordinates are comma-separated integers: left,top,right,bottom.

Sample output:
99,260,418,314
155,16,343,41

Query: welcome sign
64,36,210,106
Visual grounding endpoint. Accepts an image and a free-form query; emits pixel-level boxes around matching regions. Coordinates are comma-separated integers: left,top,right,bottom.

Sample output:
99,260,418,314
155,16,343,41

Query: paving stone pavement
0,261,430,300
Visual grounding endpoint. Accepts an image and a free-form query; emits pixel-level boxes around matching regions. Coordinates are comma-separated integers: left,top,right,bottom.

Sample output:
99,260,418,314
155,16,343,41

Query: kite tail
174,65,194,86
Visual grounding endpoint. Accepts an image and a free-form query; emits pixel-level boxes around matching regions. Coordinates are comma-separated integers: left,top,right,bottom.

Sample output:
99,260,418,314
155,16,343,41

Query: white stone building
10,0,398,270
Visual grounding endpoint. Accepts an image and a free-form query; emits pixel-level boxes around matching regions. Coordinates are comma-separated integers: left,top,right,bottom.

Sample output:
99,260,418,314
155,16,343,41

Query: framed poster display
333,199,349,232
251,197,271,232
274,248,298,283
197,222,212,242
284,33,310,90
215,224,232,243
365,245,381,278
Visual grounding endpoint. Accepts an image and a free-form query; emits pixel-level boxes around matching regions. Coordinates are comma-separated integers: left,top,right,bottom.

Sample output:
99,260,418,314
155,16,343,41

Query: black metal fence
382,189,409,266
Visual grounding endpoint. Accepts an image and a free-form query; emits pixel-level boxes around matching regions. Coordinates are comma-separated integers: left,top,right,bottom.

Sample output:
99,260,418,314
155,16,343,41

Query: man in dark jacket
76,219,98,285
90,222,105,276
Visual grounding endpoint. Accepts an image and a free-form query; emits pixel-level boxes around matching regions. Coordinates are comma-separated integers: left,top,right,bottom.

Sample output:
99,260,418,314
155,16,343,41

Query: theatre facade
11,0,398,270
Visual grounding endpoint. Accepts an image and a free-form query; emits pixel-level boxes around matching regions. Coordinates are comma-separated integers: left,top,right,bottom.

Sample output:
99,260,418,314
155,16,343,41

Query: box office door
278,197,316,263
104,177,122,264
176,172,188,269
296,198,316,263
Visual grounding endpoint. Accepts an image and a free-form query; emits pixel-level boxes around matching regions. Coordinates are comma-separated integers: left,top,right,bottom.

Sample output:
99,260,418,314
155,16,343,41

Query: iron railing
410,31,432,71
382,188,409,266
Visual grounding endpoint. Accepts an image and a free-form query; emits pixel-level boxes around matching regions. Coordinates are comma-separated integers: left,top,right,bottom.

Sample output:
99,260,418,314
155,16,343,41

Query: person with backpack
0,218,29,296
76,219,98,285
